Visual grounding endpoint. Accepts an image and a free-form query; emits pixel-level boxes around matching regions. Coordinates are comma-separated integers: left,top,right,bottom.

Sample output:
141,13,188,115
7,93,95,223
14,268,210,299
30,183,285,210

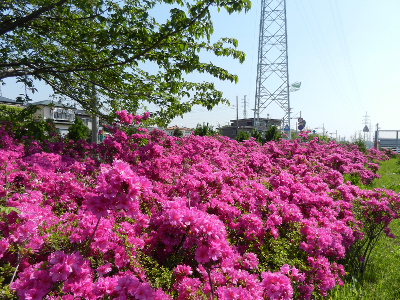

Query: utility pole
242,95,247,119
91,23,99,144
91,86,99,144
236,96,239,136
369,120,372,146
374,123,379,149
314,123,325,141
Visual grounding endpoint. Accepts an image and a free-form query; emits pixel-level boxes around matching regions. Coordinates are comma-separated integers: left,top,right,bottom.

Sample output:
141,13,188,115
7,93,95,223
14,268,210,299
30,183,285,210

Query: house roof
165,126,192,131
0,96,19,104
30,100,74,108
230,118,281,123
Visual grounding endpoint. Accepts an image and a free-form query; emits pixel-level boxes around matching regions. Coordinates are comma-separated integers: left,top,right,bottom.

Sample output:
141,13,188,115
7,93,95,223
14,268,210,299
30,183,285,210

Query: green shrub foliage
173,128,183,137
67,117,90,141
193,123,219,136
235,130,250,142
264,125,282,142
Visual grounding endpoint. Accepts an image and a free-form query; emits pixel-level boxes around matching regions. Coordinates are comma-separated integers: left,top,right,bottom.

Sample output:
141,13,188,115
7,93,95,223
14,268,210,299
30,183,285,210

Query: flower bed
0,113,399,299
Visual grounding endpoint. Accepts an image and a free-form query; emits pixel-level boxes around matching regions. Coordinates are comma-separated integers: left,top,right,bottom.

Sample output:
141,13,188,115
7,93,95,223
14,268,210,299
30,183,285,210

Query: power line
248,0,260,100
293,0,358,120
329,1,364,115
332,0,365,113
305,0,359,114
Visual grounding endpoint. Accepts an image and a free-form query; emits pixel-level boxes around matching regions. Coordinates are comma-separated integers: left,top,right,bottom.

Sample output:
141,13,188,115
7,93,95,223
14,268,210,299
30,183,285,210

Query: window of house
53,108,74,121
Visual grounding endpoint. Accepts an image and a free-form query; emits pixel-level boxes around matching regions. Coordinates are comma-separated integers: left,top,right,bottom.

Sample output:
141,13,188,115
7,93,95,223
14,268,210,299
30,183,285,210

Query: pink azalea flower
97,263,112,276
49,263,72,281
195,245,210,264
134,283,155,300
0,238,9,259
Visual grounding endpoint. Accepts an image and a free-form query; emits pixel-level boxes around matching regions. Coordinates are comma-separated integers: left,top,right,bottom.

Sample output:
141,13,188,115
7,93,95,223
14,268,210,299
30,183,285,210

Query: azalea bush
0,111,399,299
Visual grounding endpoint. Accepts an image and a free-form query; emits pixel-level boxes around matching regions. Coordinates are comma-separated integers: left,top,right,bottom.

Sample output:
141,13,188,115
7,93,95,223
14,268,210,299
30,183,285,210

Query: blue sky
3,0,400,142
168,0,400,142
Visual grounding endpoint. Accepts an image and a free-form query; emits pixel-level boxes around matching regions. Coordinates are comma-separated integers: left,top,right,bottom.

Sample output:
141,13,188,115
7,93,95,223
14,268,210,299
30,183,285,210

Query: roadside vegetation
329,157,400,300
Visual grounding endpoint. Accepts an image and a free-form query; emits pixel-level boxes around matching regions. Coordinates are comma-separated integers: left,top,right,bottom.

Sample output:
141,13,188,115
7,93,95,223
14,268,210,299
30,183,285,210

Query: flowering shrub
0,111,399,299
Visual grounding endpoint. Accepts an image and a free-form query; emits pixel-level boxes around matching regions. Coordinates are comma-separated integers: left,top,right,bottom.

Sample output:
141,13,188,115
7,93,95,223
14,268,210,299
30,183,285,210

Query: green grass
328,158,400,300
328,219,400,299
368,156,400,193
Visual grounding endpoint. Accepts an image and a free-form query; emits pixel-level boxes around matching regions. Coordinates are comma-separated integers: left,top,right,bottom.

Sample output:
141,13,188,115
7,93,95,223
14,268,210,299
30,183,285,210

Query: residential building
30,100,75,136
30,100,99,139
220,118,282,140
164,126,192,136
75,109,93,130
0,97,96,136
0,96,24,107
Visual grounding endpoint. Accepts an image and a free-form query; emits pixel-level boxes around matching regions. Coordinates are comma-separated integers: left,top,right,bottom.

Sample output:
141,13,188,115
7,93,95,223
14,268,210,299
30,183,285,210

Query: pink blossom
49,263,72,281
135,283,155,299
2,114,398,300
0,238,9,259
195,245,210,264
261,271,293,300
143,112,150,120
97,262,112,276
116,110,134,125
174,265,193,277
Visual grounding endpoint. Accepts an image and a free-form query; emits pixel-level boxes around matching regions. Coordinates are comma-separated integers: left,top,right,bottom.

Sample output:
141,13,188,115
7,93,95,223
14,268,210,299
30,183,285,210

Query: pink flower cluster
0,113,399,299
116,110,150,125
11,251,92,299
261,271,293,300
85,159,152,219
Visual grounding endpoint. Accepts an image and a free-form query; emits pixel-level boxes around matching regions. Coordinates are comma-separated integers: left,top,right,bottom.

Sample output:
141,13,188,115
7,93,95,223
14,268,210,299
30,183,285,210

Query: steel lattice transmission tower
254,0,291,136
362,111,371,144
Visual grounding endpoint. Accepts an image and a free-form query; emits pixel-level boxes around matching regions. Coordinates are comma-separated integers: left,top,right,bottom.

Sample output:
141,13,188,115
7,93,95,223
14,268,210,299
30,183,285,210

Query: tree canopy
173,127,183,137
0,0,250,125
264,125,281,142
67,116,90,141
235,127,281,144
192,122,219,136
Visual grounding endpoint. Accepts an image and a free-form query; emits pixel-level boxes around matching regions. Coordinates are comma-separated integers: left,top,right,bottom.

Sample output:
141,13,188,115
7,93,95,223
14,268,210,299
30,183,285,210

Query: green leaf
1,0,247,126
0,206,20,215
